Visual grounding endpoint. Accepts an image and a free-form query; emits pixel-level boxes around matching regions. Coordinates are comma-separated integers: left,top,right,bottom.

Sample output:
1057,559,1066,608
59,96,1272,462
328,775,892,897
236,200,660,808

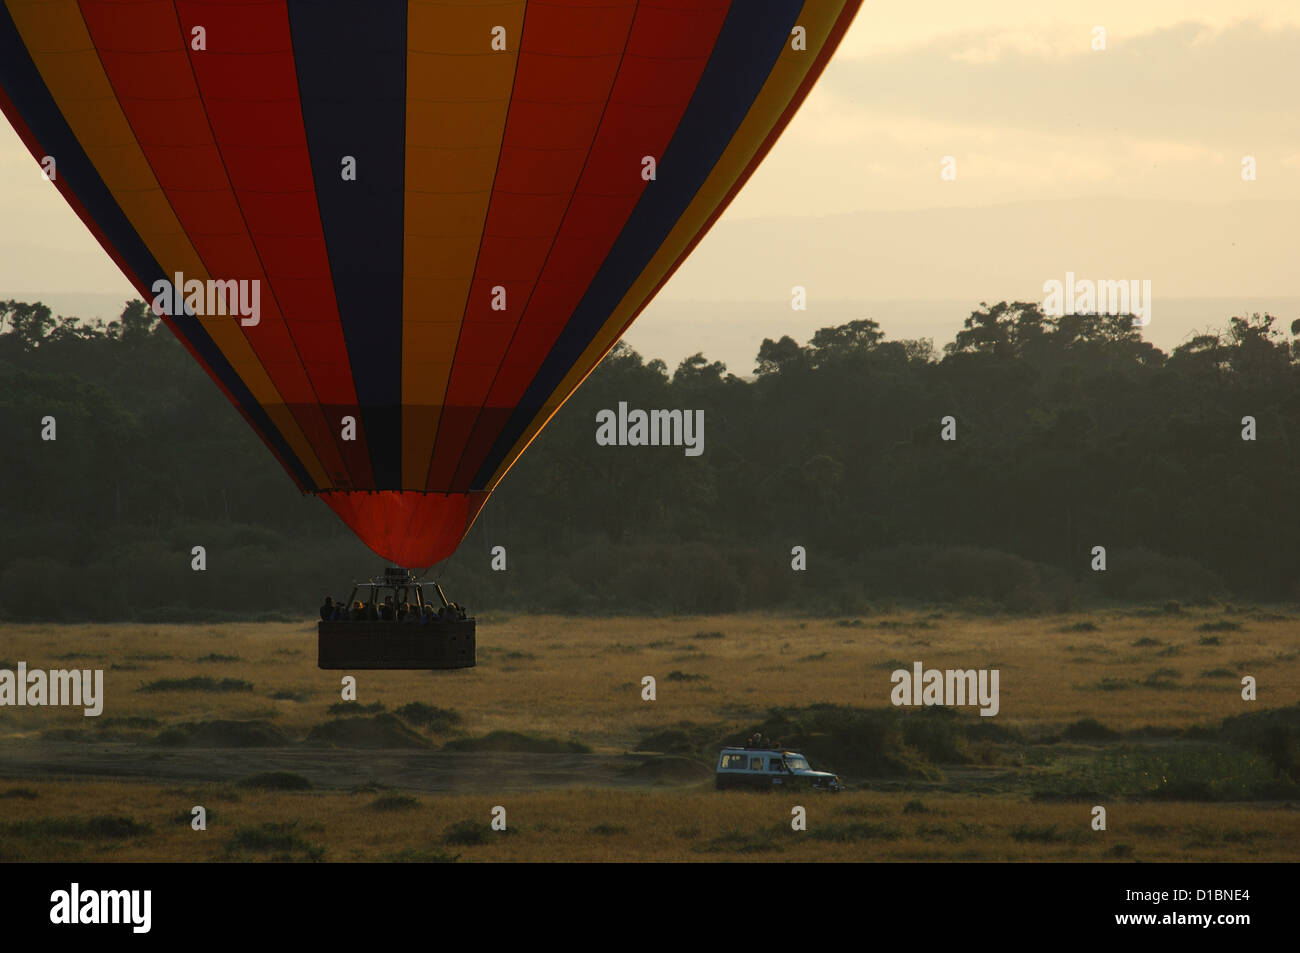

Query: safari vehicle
715,745,843,792
318,567,475,670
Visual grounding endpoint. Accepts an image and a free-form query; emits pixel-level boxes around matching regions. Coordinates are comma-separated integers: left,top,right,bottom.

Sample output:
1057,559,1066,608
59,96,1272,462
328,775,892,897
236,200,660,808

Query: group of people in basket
319,594,466,623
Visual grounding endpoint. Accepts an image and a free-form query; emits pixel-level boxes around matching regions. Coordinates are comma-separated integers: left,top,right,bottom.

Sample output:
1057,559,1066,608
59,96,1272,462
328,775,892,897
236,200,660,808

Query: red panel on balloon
319,491,489,568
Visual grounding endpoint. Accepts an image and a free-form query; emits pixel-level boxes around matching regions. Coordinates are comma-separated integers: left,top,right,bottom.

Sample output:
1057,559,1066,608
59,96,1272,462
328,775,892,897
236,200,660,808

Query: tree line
1,297,1297,620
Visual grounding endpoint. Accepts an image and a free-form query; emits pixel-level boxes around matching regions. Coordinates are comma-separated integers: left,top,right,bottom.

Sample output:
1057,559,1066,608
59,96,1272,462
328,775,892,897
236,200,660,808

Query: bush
370,795,421,812
394,703,462,731
157,720,288,747
1217,705,1300,781
137,677,252,693
443,820,494,846
226,822,323,861
727,705,944,780
306,714,432,749
1059,621,1099,632
1011,825,1059,842
902,710,969,763
2,815,150,839
1064,718,1120,742
1032,746,1290,801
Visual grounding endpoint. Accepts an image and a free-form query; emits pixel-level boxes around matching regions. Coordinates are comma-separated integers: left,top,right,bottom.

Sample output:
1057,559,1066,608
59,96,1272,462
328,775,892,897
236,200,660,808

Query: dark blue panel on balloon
288,0,408,488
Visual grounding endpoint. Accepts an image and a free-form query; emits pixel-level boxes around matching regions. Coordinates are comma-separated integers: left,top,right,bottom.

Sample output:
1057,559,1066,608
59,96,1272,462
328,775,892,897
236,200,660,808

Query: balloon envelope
0,0,860,566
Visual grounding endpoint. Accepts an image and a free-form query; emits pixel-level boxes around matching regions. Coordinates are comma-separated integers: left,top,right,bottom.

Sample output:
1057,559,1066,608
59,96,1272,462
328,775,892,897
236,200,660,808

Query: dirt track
0,742,691,793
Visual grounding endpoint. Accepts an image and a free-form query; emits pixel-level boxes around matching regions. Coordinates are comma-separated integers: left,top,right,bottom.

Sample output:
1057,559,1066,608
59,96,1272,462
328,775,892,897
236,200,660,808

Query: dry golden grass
2,608,1297,862
2,780,1296,862
1,607,1295,745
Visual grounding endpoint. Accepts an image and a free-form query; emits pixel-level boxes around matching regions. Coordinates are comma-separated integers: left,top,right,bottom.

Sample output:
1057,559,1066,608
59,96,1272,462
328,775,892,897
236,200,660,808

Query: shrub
1093,678,1131,691
1032,746,1288,801
443,820,494,846
727,705,943,780
306,714,432,749
370,795,421,812
1010,825,1059,842
394,703,462,731
1217,706,1300,782
226,822,323,861
3,815,150,840
137,677,252,693
1198,620,1241,632
902,710,969,763
1064,718,1120,741
1059,621,1099,633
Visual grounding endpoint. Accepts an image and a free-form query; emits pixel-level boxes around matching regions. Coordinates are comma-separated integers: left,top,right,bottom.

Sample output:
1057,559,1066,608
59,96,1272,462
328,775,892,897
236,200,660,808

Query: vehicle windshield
784,755,810,771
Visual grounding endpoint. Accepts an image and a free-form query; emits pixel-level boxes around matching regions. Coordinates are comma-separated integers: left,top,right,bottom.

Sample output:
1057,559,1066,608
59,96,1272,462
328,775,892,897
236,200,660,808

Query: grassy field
2,782,1296,862
1,605,1298,861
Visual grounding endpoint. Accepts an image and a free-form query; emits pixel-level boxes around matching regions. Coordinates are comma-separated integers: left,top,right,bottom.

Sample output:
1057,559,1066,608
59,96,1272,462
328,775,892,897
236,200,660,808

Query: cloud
725,18,1300,217
821,20,1299,145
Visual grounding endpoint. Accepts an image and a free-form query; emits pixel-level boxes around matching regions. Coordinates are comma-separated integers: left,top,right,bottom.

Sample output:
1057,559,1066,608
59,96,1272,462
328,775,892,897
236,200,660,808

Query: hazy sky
2,1,1297,365
737,2,1300,215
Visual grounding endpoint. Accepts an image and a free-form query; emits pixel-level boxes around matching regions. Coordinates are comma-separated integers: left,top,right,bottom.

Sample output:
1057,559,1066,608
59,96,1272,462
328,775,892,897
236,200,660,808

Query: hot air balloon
0,0,860,666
